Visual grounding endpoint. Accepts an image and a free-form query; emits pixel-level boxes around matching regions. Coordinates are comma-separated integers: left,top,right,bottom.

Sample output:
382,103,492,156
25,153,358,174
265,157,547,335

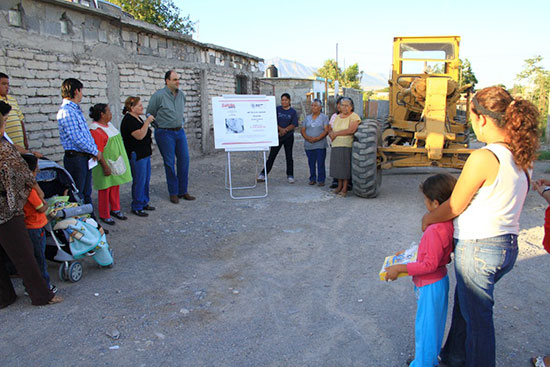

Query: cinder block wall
0,0,262,161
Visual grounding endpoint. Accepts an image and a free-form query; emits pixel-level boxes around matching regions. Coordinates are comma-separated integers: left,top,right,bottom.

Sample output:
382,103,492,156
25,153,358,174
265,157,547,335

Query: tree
341,63,363,90
315,59,363,90
459,58,478,89
516,56,550,105
516,56,550,138
315,59,341,88
111,0,195,35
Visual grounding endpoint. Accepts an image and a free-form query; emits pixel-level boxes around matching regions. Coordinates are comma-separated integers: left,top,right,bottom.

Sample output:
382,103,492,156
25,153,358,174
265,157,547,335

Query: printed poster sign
213,95,278,150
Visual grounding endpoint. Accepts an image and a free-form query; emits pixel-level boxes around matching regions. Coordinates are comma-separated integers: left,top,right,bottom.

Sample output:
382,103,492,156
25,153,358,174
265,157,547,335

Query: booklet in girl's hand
379,242,418,281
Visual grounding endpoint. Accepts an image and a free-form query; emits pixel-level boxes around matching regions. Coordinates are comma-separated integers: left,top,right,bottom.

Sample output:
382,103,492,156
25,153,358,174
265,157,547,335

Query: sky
176,0,550,89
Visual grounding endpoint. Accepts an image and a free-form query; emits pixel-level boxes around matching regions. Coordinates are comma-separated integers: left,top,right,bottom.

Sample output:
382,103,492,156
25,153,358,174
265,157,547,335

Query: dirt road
1,139,549,367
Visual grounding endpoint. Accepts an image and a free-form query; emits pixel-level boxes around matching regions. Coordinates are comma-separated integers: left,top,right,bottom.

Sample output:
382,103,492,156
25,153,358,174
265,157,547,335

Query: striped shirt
56,99,98,156
0,94,25,148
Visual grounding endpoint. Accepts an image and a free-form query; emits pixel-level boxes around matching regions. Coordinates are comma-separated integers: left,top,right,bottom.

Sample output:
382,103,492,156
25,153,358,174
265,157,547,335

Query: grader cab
352,36,473,198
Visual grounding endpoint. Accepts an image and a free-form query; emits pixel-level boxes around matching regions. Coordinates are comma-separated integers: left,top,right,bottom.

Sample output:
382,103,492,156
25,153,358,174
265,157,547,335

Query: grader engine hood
415,78,461,160
351,36,474,199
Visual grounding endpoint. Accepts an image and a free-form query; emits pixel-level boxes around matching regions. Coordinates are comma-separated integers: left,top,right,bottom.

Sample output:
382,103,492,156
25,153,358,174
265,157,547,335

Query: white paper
88,158,98,170
212,95,278,150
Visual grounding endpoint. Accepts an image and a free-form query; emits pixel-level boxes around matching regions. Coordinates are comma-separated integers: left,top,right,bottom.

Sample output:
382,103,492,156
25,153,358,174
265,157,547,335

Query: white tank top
453,144,529,239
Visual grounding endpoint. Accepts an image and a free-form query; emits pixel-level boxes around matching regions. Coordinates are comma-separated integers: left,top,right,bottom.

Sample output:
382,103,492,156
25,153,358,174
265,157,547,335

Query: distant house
259,77,328,120
260,76,364,119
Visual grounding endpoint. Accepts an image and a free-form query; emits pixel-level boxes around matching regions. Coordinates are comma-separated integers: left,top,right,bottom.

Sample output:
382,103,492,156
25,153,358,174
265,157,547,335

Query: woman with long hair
120,96,156,217
422,86,540,367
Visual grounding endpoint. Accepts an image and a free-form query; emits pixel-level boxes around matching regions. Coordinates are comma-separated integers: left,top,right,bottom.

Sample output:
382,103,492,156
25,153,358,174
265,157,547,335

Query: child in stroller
37,159,114,282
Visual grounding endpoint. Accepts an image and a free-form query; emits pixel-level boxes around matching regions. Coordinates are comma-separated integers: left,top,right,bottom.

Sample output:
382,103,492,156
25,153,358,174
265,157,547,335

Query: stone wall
0,0,262,160
342,87,364,118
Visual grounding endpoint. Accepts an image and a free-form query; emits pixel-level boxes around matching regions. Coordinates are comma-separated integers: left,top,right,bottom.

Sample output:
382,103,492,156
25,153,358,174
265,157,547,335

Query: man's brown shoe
169,195,180,204
179,193,196,201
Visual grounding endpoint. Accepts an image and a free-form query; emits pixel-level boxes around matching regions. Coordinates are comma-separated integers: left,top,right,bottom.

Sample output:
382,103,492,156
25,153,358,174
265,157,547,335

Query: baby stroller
37,159,114,282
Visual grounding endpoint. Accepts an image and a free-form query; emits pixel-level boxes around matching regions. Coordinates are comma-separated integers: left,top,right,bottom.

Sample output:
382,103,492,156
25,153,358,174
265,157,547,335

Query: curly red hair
472,86,540,170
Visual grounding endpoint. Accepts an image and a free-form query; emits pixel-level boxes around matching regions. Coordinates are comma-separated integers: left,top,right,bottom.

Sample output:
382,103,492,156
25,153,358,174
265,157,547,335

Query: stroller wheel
68,262,83,282
58,263,69,281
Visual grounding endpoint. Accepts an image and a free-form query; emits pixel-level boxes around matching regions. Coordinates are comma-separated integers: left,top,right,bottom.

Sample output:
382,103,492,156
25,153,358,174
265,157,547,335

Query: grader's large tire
352,120,382,198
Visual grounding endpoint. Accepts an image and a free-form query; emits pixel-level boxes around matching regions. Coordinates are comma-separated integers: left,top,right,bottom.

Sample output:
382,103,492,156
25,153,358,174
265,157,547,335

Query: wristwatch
542,186,550,194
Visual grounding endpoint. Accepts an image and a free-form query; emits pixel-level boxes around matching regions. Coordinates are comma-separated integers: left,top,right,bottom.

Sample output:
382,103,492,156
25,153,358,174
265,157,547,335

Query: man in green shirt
146,70,195,204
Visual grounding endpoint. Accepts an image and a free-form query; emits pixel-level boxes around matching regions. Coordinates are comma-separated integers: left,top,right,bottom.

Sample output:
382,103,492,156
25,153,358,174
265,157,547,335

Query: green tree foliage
515,56,550,135
516,56,550,103
315,60,341,88
459,59,478,89
315,60,363,90
111,0,195,34
341,63,363,90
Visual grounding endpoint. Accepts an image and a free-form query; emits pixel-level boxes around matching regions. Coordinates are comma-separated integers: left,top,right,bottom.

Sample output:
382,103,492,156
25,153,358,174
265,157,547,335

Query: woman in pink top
386,173,457,367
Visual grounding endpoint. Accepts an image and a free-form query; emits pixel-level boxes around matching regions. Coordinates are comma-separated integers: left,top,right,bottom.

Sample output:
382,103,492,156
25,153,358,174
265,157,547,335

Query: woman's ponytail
472,87,540,170
503,97,540,170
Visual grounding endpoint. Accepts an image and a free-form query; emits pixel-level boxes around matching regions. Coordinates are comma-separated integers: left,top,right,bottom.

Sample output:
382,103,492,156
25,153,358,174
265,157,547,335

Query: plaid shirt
56,100,98,156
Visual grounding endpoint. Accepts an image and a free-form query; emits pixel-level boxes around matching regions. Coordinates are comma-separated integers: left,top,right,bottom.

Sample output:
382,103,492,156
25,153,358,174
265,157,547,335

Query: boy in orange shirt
21,154,56,294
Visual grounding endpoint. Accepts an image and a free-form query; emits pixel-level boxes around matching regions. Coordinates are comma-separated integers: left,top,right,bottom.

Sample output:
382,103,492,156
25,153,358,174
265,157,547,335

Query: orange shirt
23,188,48,229
90,124,109,152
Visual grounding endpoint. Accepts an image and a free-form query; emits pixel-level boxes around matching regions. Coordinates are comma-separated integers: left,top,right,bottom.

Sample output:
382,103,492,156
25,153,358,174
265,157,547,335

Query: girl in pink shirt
385,173,456,367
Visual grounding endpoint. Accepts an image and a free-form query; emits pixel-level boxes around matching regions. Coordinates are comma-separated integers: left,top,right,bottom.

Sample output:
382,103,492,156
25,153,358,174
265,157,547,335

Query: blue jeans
439,235,518,367
129,152,151,211
411,276,449,367
154,128,189,196
27,227,50,287
305,148,326,183
63,153,92,205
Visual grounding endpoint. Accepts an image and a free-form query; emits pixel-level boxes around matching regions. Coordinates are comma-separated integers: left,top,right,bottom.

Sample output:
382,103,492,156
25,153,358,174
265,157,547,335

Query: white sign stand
224,147,269,200
212,95,278,199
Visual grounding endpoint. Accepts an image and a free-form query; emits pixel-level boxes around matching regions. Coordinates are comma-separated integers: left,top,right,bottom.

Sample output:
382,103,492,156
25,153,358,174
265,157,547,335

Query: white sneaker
257,173,265,182
288,176,295,184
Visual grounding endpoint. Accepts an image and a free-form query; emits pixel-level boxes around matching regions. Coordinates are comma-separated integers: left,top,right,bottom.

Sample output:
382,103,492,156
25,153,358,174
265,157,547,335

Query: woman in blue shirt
257,93,299,183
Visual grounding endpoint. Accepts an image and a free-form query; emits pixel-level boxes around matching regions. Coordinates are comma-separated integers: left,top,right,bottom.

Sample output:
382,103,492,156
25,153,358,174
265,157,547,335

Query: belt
65,150,92,158
158,127,182,131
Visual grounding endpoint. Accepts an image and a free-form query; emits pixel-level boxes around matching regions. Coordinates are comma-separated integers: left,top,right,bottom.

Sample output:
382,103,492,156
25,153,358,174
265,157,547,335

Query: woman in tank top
421,86,540,367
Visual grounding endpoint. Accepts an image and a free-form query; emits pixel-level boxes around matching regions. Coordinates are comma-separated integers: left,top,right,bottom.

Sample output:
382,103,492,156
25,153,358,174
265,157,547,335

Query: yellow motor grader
352,36,474,198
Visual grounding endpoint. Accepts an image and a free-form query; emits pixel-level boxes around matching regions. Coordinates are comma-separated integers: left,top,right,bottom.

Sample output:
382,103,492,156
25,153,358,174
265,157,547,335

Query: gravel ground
1,136,550,367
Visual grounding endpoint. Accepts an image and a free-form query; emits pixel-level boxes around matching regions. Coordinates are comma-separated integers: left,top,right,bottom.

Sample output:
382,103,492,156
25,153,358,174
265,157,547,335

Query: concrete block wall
342,87,364,118
117,64,202,152
0,0,262,161
0,47,109,158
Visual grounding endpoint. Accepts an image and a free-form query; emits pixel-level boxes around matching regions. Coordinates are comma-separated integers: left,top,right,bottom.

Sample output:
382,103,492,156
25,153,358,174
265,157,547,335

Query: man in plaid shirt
56,78,101,206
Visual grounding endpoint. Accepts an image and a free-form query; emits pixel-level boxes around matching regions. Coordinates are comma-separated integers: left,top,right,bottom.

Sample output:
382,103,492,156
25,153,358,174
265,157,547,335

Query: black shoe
100,217,116,225
132,209,149,217
110,211,128,220
143,204,155,211
329,182,338,189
